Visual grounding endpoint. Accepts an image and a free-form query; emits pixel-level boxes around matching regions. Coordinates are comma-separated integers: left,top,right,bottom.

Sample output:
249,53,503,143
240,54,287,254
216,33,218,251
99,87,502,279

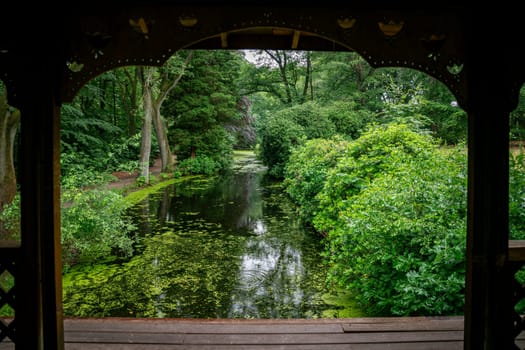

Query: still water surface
62,153,360,318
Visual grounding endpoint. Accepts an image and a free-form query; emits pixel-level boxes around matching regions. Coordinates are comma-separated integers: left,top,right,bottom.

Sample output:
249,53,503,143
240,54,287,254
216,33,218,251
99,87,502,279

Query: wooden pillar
16,58,64,349
463,27,515,348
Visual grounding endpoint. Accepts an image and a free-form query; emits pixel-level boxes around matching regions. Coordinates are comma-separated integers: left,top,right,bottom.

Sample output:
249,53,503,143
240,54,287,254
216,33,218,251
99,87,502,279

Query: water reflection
62,155,342,318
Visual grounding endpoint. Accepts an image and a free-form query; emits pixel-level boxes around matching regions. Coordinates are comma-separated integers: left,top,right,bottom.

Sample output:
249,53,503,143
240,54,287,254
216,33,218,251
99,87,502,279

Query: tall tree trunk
0,92,20,210
151,52,193,172
302,51,312,102
138,67,152,184
151,105,173,172
138,52,193,176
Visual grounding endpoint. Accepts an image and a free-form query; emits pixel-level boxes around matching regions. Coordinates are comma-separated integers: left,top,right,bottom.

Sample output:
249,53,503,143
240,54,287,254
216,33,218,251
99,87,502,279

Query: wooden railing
0,241,19,344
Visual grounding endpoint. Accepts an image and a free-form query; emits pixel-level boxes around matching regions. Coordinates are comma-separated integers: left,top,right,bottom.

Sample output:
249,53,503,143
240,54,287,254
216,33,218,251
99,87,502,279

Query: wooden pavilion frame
1,3,525,349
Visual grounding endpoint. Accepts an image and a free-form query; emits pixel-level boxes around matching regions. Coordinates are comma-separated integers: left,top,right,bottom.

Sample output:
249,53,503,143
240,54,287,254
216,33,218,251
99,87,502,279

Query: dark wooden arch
1,3,525,349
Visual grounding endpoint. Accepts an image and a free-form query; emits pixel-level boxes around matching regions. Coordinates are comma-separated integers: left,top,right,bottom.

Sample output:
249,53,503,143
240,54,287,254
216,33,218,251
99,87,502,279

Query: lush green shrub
178,155,217,175
284,137,349,225
61,152,117,189
324,101,370,139
276,101,337,139
258,115,305,178
61,189,136,270
172,126,234,173
104,133,153,172
285,124,468,315
314,123,435,234
324,148,467,315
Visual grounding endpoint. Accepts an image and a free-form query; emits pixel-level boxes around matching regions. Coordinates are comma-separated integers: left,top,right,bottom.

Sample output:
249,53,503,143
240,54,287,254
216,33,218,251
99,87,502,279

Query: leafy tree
312,52,378,109
114,67,141,137
224,96,256,149
138,51,193,183
242,50,313,106
60,73,129,176
372,68,466,143
164,50,244,172
311,52,466,144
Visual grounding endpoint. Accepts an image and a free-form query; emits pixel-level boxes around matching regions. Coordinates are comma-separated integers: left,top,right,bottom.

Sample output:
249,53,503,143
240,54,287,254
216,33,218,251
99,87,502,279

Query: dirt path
106,159,163,191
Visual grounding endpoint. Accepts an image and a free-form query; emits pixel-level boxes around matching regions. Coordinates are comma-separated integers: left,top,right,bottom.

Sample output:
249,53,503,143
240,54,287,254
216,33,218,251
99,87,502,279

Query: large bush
284,123,469,315
61,189,136,269
284,137,349,225
314,123,435,234
257,115,305,178
276,101,337,139
324,149,467,315
323,101,370,139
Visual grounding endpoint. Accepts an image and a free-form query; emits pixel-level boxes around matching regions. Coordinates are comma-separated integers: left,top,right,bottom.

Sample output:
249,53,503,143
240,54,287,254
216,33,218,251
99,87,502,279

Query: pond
62,152,362,318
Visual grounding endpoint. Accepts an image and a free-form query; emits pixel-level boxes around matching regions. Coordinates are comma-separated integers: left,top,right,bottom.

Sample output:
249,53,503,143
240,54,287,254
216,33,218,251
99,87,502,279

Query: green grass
123,175,202,206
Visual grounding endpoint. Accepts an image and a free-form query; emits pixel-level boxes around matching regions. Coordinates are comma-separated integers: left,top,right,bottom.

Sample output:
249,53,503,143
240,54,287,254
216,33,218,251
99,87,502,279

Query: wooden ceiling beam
188,33,348,51
220,32,228,48
291,30,301,49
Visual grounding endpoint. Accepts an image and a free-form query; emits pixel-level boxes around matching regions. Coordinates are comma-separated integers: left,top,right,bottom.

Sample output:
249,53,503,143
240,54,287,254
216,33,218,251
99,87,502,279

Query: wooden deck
3,316,524,349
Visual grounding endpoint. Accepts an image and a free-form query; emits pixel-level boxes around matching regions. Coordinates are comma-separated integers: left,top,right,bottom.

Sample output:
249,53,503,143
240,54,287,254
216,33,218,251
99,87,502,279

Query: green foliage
104,133,143,172
61,103,122,152
324,149,467,315
178,156,217,175
257,115,305,178
284,137,349,225
509,150,525,301
60,75,125,159
171,125,234,172
61,152,117,189
314,123,435,234
242,50,312,105
312,52,378,107
255,100,372,177
0,193,20,240
417,100,467,144
284,124,468,315
510,85,525,141
510,150,525,239
61,189,136,270
165,50,243,173
277,101,337,139
323,101,370,139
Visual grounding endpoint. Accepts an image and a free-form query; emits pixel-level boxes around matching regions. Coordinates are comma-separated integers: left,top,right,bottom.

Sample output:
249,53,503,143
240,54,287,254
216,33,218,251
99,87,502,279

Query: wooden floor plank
3,316,524,349
0,344,469,350
64,319,343,333
65,331,464,344
343,320,464,332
